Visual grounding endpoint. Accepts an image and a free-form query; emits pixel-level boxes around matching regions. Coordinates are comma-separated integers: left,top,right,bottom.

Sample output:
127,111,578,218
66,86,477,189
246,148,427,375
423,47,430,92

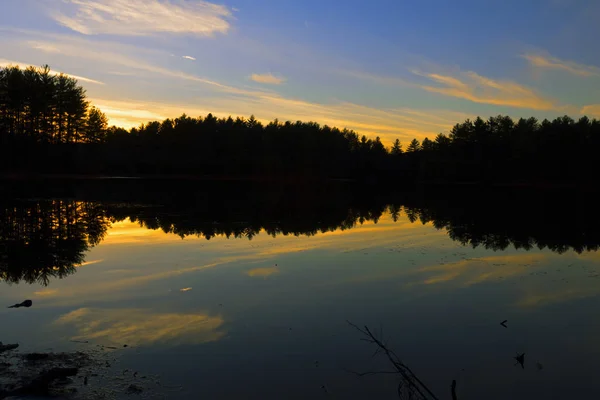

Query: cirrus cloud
522,53,600,77
412,69,556,111
51,0,233,37
0,58,104,85
581,105,600,118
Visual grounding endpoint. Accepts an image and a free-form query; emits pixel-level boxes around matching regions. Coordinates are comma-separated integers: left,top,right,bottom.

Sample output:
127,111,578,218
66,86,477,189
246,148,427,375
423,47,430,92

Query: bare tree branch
347,320,441,400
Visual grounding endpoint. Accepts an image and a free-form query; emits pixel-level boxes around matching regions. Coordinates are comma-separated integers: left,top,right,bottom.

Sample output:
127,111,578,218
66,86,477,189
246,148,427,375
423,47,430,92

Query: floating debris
514,353,525,369
8,299,32,309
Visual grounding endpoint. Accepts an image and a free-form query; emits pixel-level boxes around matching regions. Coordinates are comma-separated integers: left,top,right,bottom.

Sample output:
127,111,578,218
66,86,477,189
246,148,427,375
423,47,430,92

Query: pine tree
390,138,402,155
406,138,421,153
84,106,108,143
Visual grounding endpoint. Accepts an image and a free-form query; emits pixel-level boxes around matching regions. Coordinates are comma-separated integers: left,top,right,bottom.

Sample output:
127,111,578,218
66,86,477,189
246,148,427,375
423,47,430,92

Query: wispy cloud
0,58,104,85
522,53,600,77
12,30,468,142
581,105,600,118
338,69,412,87
26,38,261,96
51,0,233,37
90,95,464,143
412,69,556,110
250,73,286,85
182,55,196,61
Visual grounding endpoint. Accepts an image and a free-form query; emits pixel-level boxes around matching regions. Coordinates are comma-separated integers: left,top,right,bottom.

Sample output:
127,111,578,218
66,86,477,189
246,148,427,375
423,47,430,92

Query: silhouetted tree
84,106,108,143
421,137,434,151
406,138,421,153
3,64,600,186
391,139,403,155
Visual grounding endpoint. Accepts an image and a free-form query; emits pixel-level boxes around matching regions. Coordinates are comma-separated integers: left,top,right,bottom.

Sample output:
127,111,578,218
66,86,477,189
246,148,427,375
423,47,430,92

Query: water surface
1,183,600,399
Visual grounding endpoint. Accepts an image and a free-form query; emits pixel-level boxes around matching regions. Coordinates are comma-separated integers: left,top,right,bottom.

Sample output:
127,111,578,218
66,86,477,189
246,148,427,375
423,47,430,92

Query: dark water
2,181,600,399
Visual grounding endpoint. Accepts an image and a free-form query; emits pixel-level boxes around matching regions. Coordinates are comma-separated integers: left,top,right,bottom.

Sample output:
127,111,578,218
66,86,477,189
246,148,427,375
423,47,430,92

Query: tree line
0,65,108,144
2,64,600,184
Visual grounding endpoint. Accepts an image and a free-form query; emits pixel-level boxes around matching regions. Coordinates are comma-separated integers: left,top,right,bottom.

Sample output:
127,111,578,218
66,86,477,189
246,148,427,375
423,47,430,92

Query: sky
0,0,599,144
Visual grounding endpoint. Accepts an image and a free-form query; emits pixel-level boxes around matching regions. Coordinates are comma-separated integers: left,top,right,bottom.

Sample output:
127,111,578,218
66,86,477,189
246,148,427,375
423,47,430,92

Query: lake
1,180,600,399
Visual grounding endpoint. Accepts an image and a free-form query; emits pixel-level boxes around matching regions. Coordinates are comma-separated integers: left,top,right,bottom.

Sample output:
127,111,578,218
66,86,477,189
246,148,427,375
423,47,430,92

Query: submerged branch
347,320,441,400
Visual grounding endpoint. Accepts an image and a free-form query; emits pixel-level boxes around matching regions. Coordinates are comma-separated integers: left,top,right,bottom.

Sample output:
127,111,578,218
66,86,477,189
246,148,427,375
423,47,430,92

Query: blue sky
1,0,599,143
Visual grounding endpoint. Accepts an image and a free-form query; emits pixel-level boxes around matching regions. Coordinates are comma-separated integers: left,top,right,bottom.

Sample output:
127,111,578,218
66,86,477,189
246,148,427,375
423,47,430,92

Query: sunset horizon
1,0,599,144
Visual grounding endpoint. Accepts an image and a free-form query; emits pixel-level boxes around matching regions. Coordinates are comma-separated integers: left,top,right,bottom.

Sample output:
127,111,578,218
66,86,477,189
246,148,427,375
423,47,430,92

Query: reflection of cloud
412,69,556,110
52,0,232,37
55,308,225,346
522,53,600,77
42,214,444,305
34,289,59,297
247,267,279,278
0,58,104,85
102,219,185,243
418,254,548,286
250,73,286,85
517,287,595,308
79,259,104,267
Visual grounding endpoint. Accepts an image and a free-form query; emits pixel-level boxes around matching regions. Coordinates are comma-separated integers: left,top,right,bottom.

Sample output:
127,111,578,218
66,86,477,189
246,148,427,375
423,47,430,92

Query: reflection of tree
3,183,600,288
0,200,110,285
105,188,390,241
400,189,600,254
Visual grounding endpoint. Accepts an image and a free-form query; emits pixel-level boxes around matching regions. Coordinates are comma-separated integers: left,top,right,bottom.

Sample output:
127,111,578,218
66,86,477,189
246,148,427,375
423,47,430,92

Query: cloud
55,308,226,346
522,53,600,77
338,69,412,87
13,31,468,142
0,58,104,85
26,38,260,96
581,105,600,118
182,55,196,61
89,95,463,143
412,69,556,110
250,73,286,85
51,0,233,37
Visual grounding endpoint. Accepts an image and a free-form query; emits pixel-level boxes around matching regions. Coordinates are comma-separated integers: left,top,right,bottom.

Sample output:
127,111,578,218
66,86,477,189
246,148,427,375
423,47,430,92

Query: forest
2,64,600,185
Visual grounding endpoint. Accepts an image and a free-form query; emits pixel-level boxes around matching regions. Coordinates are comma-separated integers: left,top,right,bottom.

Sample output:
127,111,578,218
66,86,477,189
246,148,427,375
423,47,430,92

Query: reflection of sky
2,211,600,398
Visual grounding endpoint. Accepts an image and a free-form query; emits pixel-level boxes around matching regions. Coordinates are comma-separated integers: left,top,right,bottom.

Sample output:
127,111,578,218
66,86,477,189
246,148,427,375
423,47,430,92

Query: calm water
2,183,600,399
